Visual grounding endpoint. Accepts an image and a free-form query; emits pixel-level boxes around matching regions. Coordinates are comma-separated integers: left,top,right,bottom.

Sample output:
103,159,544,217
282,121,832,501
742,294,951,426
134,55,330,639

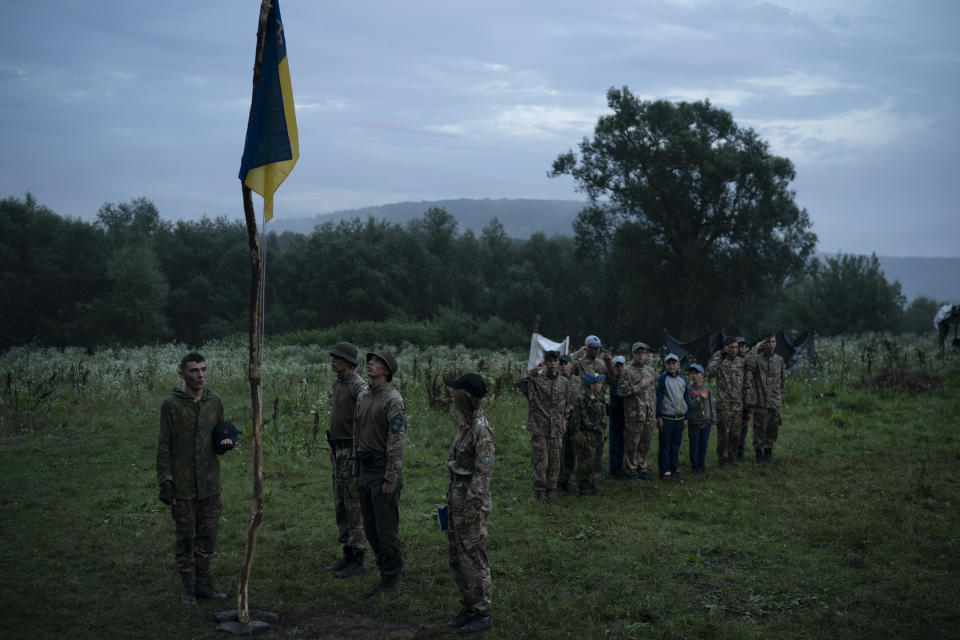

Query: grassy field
1,336,958,639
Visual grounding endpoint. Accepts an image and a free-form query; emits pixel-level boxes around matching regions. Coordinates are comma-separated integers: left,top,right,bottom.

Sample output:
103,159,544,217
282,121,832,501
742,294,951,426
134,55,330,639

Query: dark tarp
662,328,744,366
662,328,816,372
776,329,817,370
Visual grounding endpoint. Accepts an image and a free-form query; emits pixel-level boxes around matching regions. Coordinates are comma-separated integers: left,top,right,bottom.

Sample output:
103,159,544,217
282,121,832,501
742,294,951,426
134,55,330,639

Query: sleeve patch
480,452,494,469
390,415,405,431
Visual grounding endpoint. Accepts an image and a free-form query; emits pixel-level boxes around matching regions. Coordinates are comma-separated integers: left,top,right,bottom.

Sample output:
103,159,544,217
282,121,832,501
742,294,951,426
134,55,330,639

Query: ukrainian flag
239,0,298,223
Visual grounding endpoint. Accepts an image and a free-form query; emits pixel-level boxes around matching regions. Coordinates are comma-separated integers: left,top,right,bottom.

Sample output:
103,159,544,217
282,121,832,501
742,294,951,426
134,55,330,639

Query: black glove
159,481,175,505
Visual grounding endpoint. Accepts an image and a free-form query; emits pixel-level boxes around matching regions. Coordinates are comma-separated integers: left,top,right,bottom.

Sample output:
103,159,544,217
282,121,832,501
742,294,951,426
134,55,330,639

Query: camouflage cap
329,341,359,365
632,341,651,352
558,353,572,363
366,350,399,376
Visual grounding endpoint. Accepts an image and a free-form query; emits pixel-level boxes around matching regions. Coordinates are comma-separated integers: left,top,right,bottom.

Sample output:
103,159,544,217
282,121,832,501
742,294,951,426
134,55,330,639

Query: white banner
526,333,570,371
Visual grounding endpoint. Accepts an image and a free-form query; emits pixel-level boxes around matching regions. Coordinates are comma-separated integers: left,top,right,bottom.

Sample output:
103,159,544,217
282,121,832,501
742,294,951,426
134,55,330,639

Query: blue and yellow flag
239,0,298,223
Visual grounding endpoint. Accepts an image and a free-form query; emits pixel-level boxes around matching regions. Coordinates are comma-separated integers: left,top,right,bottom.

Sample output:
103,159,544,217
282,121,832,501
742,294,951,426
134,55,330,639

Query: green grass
1,337,958,639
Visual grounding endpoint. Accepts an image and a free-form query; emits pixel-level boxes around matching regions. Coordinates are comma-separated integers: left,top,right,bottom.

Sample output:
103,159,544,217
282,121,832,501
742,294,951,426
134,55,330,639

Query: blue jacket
655,372,690,419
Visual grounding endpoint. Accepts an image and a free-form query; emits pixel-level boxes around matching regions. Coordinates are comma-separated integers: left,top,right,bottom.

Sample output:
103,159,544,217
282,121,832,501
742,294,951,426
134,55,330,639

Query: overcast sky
2,0,958,257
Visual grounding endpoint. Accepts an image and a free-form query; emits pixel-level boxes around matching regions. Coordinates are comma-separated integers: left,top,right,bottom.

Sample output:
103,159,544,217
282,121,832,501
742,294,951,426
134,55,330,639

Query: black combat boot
756,449,764,464
195,558,227,600
335,548,367,579
764,448,774,463
362,574,398,599
179,571,197,606
326,551,349,572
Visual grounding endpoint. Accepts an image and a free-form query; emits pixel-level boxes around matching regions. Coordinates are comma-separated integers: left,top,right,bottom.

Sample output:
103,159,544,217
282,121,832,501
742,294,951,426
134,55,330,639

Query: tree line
0,90,942,352
0,192,936,353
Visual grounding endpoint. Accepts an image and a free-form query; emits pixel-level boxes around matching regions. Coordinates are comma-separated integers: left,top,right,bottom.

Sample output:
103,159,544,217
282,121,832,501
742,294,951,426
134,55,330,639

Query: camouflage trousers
715,407,741,464
171,494,221,573
332,445,367,551
558,425,576,487
752,408,781,449
447,479,492,615
623,402,655,475
575,430,605,492
530,434,562,496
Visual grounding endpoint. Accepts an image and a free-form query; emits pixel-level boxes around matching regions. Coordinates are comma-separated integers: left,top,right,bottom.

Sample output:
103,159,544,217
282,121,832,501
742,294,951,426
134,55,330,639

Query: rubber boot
179,571,197,606
335,548,367,579
195,557,227,600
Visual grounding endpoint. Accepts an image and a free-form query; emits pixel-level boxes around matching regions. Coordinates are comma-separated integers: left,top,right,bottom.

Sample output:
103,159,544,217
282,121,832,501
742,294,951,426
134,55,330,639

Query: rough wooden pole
237,0,271,624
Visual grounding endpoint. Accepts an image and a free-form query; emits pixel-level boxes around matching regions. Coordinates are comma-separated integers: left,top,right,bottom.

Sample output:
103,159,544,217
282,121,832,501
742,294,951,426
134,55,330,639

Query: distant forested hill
270,198,958,303
873,256,959,303
269,198,585,238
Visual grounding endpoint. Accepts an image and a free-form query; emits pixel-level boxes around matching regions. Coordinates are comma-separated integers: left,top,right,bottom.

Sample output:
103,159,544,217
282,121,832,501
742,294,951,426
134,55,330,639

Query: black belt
450,472,473,482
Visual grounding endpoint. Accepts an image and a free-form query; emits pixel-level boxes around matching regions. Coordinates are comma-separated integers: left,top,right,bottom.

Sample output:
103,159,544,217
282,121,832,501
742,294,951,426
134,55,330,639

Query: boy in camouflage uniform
444,373,495,635
736,337,751,461
569,372,607,496
157,352,236,605
325,342,368,578
557,354,579,492
617,342,657,480
571,334,606,385
516,351,569,503
354,350,406,598
745,333,786,463
706,336,745,470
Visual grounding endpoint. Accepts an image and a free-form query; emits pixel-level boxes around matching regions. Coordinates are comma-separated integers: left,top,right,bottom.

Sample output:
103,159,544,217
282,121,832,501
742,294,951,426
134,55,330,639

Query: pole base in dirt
213,609,279,634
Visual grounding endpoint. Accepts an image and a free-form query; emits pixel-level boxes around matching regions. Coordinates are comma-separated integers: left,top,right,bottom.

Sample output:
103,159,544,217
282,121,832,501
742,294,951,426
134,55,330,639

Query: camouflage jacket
353,382,406,484
330,370,367,441
562,373,582,422
745,352,785,409
157,387,225,500
516,368,569,437
568,393,607,435
705,351,745,411
572,353,608,392
447,407,495,518
617,362,657,408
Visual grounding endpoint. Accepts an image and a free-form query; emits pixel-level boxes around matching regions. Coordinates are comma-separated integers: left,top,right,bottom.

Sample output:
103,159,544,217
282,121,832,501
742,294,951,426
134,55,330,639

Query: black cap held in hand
212,421,241,454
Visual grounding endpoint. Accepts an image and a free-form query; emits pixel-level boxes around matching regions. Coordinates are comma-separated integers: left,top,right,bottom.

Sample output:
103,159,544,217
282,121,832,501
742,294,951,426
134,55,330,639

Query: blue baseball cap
582,372,605,388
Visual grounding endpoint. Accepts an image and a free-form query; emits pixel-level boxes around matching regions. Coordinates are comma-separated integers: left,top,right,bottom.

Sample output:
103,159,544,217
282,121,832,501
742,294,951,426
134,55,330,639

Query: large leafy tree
784,253,905,335
550,87,817,338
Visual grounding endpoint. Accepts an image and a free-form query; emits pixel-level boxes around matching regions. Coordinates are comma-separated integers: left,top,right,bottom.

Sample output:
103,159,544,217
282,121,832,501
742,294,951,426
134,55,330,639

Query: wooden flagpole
237,0,271,624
